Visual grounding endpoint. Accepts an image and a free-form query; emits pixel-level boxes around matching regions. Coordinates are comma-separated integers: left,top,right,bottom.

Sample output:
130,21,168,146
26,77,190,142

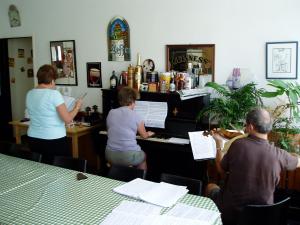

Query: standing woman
105,87,154,170
26,64,82,164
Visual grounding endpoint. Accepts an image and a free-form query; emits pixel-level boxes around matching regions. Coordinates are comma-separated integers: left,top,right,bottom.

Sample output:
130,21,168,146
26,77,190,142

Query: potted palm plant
262,80,300,153
198,82,264,130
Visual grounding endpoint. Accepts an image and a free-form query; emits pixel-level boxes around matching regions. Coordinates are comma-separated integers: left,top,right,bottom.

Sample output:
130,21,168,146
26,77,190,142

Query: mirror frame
166,44,215,81
50,40,78,86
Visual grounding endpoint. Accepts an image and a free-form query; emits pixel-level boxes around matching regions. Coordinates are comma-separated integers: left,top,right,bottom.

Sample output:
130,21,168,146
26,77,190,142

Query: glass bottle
110,70,118,89
169,72,176,92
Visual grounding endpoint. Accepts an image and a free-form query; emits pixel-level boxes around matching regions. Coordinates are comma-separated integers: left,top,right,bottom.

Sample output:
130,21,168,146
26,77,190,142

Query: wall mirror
50,40,78,86
166,44,215,81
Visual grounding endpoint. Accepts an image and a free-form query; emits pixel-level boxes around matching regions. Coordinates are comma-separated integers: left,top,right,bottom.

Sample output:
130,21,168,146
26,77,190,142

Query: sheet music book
188,131,217,160
134,101,168,128
113,178,188,207
63,95,76,112
100,201,214,225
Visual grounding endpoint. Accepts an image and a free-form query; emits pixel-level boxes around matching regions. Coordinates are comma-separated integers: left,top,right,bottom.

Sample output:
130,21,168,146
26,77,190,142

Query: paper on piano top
188,131,217,160
134,101,168,128
113,178,188,207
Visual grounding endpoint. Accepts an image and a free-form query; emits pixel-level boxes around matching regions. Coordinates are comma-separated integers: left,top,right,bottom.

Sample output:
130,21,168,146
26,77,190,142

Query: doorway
0,37,34,142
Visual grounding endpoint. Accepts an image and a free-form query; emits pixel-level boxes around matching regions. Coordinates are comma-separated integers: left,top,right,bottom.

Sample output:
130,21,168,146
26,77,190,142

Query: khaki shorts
105,149,145,166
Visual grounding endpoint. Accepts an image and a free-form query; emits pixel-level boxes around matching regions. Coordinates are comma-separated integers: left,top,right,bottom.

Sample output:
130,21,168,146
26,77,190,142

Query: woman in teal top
26,65,82,163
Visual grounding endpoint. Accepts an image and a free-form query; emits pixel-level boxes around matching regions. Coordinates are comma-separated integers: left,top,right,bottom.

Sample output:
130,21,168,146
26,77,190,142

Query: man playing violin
206,108,300,225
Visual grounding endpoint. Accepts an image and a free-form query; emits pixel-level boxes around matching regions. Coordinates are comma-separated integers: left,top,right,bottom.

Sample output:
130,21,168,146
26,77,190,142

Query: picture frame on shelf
166,44,215,81
86,62,102,88
266,41,298,79
50,40,78,86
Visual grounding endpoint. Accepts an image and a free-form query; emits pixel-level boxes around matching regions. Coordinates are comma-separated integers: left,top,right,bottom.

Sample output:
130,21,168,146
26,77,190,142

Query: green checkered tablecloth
0,153,222,225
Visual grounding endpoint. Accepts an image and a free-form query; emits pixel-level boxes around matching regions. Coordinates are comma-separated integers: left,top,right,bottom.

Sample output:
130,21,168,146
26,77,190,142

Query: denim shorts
105,149,145,166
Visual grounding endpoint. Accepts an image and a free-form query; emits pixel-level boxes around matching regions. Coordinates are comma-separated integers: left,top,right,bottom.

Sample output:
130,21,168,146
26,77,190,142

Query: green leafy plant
198,82,264,130
262,80,300,124
262,80,300,152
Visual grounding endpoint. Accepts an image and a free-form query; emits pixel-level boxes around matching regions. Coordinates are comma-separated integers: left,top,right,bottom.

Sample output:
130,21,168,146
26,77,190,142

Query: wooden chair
53,156,87,172
160,173,203,195
237,197,290,225
107,164,146,182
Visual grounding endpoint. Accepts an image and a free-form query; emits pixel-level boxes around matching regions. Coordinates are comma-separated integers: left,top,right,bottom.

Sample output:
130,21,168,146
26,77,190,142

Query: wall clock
8,5,21,27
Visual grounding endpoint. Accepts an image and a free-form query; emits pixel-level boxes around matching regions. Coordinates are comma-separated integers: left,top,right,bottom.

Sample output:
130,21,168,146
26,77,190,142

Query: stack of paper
100,200,162,225
113,178,188,207
177,89,209,101
100,200,220,225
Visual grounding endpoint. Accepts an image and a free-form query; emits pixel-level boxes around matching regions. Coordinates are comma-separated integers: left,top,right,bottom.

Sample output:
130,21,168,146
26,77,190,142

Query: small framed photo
266,41,298,79
87,62,102,88
50,40,78,85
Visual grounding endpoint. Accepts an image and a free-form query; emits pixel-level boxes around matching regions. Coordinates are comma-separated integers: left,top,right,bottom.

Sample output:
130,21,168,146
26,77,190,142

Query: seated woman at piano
105,87,154,170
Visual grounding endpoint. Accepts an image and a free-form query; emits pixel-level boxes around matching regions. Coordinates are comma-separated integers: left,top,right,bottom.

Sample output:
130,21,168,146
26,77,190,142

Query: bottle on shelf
187,62,195,89
110,70,118,89
169,72,176,92
134,53,142,90
127,64,134,88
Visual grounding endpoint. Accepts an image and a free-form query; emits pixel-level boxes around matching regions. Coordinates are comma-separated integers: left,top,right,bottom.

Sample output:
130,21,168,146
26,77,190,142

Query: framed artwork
107,16,130,61
50,40,78,86
166,44,215,81
266,41,298,79
86,62,102,88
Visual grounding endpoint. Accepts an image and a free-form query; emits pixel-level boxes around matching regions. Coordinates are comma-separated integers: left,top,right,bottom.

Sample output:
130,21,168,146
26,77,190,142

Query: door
0,37,34,142
0,39,13,141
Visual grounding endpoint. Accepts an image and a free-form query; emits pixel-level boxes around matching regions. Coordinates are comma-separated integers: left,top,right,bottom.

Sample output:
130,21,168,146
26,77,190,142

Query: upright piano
99,88,210,185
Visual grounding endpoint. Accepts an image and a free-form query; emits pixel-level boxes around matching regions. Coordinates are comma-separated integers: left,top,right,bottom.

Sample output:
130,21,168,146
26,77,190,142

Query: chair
53,156,87,172
0,141,13,154
8,145,42,162
237,197,291,225
160,173,203,195
107,164,146,182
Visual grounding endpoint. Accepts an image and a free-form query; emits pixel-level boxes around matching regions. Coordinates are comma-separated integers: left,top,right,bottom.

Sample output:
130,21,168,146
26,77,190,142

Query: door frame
0,34,35,141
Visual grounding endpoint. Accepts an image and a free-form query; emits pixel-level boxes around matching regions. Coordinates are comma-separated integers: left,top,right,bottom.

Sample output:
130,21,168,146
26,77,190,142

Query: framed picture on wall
266,41,298,79
166,44,215,81
50,40,78,85
87,62,102,88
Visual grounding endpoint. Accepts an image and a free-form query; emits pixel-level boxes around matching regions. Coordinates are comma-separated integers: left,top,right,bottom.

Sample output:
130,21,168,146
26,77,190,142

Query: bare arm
291,153,300,168
56,99,82,124
212,133,226,177
137,121,154,139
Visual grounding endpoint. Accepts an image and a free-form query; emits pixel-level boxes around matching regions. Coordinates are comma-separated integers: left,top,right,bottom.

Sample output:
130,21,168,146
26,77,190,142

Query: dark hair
118,87,139,106
246,108,273,134
37,64,57,84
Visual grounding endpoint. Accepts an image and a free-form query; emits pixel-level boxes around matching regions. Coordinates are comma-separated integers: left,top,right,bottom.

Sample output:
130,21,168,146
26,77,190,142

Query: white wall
1,0,300,112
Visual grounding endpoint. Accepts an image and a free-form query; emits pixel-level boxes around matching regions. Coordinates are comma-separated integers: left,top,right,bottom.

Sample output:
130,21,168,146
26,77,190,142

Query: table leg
72,134,79,158
15,126,21,144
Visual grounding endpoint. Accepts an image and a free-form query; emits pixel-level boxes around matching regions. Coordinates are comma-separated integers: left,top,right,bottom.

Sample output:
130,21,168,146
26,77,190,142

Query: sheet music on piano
134,101,168,128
